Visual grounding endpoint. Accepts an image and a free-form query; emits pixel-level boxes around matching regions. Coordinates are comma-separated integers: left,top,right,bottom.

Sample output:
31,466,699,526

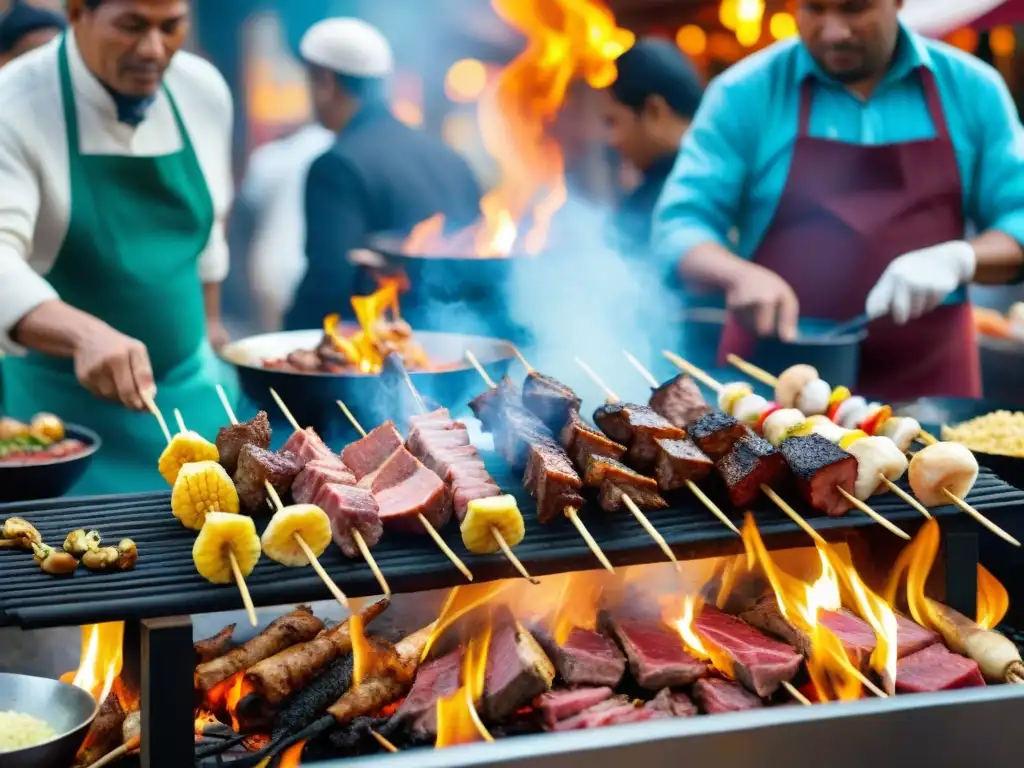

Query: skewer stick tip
781,680,812,706
228,549,258,627
511,346,534,373
269,387,303,433
492,528,540,584
622,350,660,388
836,487,910,540
620,494,679,571
293,532,350,609
336,400,368,438
143,393,172,445
573,357,620,403
215,383,238,426
419,514,474,581
942,488,1021,547
686,480,740,535
565,507,615,573
354,529,391,596
465,349,497,390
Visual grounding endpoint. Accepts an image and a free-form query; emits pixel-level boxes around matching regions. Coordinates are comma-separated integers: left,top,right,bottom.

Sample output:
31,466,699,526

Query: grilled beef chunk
292,459,356,505
895,642,985,693
523,437,585,523
688,411,749,460
393,647,464,736
495,402,554,469
534,627,627,688
894,613,941,657
469,376,520,432
692,677,763,714
549,695,636,730
644,687,698,718
314,483,383,557
649,374,712,429
535,687,614,728
233,446,307,512
593,403,685,471
559,410,627,468
584,455,668,512
282,427,336,463
370,448,452,534
716,434,789,508
522,371,583,432
654,438,714,491
216,411,271,475
779,435,857,517
194,624,235,666
483,610,556,722
694,605,803,697
601,611,708,690
341,422,404,482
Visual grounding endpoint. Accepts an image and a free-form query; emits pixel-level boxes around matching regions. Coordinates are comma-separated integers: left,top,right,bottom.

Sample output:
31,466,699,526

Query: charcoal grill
1,459,1022,768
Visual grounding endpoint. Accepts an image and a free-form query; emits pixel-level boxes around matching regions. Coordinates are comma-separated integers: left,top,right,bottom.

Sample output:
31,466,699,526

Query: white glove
865,240,976,325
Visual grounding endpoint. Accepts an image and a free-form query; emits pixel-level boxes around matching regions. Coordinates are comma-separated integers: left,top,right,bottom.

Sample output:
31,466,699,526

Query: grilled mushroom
83,539,139,572
0,517,42,550
117,539,139,570
63,529,102,557
32,543,79,576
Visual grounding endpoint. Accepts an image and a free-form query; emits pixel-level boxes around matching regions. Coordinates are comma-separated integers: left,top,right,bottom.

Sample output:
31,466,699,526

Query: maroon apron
718,69,980,401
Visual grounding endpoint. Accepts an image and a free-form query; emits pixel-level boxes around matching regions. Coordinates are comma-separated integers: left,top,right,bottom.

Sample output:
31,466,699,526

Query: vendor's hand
207,319,230,352
725,262,800,341
73,325,155,411
865,241,976,325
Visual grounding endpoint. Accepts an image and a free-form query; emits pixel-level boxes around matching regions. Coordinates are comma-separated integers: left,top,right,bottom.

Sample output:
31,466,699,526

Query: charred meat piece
601,611,708,690
194,624,235,666
716,434,789,508
654,438,714,491
559,410,626,468
522,371,583,433
370,448,453,534
523,436,585,523
534,627,626,688
216,411,271,475
292,458,356,505
688,411,749,460
468,376,520,433
584,455,669,512
593,403,685,471
272,654,353,739
233,446,307,513
644,687,698,718
895,642,984,693
692,677,763,714
649,374,712,429
694,605,803,697
779,435,857,517
483,610,555,722
315,482,383,558
341,421,404,483
535,686,614,729
393,647,463,736
282,427,337,463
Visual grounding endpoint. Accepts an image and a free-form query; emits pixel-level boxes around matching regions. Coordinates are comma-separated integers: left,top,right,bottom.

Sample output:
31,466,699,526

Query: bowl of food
0,673,97,768
0,415,101,502
749,317,868,391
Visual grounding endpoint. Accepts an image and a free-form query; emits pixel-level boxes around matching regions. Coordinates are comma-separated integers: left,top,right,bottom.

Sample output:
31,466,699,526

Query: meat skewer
465,350,615,573
268,391,392,597
723,356,1020,548
333,399,474,582
662,352,911,539
214,387,350,609
144,401,257,626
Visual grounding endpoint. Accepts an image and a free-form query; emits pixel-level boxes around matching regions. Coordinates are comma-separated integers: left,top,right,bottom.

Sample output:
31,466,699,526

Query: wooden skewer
621,495,680,572
760,484,825,544
371,730,399,753
880,477,932,519
941,488,1021,547
622,350,660,388
573,357,620,403
173,408,186,434
265,390,392,596
85,735,141,768
836,487,910,539
465,349,612,576
781,681,811,706
491,528,539,584
396,361,428,414
511,345,534,373
142,392,172,444
853,667,888,698
217,386,351,610
336,397,474,582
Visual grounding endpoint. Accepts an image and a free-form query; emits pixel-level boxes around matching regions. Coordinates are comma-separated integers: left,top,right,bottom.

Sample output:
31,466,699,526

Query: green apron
1,37,237,495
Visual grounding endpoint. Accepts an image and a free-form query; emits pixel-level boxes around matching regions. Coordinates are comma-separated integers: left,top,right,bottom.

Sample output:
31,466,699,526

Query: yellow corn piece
460,495,525,555
192,512,261,584
838,430,869,450
262,505,332,567
171,461,239,530
158,431,219,486
828,385,852,410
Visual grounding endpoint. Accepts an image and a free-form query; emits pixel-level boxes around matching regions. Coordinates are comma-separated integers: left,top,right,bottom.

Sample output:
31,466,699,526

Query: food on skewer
216,411,271,475
654,438,714,492
82,539,138,572
171,460,239,530
0,517,41,550
233,445,306,513
843,437,909,500
193,511,262,585
717,433,790,508
31,542,78,575
686,411,749,461
341,421,404,483
583,455,669,512
592,402,685,471
559,410,627,468
649,374,713,429
469,375,521,432
159,427,219,486
778,435,856,517
261,504,334,567
292,459,357,505
282,426,339,463
908,442,979,507
773,364,832,416
460,494,525,554
63,528,101,557
522,371,583,433
314,483,383,558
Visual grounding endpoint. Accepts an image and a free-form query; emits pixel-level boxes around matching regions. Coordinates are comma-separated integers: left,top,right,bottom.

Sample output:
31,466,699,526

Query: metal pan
0,672,97,768
220,329,513,440
0,425,101,503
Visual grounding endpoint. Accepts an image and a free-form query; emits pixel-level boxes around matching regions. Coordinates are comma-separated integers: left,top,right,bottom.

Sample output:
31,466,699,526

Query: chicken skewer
722,356,1020,548
660,352,911,540
144,399,258,626
214,386,349,610
268,390,391,597
465,350,615,573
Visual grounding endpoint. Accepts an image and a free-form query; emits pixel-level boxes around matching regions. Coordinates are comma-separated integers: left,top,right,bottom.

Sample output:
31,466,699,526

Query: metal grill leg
943,520,978,619
140,616,193,768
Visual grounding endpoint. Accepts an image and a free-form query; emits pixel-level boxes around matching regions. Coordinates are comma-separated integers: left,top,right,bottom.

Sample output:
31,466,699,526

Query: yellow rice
0,710,57,752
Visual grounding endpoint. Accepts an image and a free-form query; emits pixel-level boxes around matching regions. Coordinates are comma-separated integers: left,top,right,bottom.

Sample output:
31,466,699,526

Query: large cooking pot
220,329,514,440
0,672,97,768
979,335,1024,407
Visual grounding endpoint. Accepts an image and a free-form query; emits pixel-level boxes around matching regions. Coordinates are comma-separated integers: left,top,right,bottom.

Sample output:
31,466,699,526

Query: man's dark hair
610,37,705,119
0,0,65,53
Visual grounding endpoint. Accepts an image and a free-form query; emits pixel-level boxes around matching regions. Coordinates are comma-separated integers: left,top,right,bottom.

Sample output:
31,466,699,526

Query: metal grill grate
0,461,1021,629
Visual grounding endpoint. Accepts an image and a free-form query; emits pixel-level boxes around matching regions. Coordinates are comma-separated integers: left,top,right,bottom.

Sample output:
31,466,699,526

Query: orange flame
550,572,604,645
350,613,373,686
977,564,1009,631
435,620,495,748
422,582,511,661
322,279,412,374
60,622,125,705
280,739,307,768
672,595,736,679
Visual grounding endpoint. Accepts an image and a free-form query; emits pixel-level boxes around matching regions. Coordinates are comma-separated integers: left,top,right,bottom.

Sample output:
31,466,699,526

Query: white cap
299,18,394,78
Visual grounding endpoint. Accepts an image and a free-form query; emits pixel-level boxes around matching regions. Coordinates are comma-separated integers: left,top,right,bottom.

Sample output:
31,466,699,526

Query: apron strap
797,79,815,136
917,68,951,141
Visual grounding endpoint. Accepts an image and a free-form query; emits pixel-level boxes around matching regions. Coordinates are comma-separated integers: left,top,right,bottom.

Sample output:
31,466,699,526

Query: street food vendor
653,0,1024,401
0,0,65,67
0,0,234,493
284,17,481,331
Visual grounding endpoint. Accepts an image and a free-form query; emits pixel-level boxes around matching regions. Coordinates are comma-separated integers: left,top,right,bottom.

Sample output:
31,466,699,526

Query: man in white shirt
0,0,235,493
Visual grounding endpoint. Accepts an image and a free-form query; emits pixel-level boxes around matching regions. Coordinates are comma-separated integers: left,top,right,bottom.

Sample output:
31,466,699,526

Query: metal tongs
813,314,871,340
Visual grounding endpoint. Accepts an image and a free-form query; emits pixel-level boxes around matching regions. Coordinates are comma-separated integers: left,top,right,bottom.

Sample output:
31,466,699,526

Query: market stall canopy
901,0,1024,36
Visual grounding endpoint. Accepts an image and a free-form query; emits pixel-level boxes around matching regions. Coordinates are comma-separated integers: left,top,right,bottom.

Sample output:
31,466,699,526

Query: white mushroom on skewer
908,442,979,508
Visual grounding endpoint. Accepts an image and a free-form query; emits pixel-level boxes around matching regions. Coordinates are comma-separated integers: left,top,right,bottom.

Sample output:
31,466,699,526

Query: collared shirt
653,24,1024,297
0,34,233,353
